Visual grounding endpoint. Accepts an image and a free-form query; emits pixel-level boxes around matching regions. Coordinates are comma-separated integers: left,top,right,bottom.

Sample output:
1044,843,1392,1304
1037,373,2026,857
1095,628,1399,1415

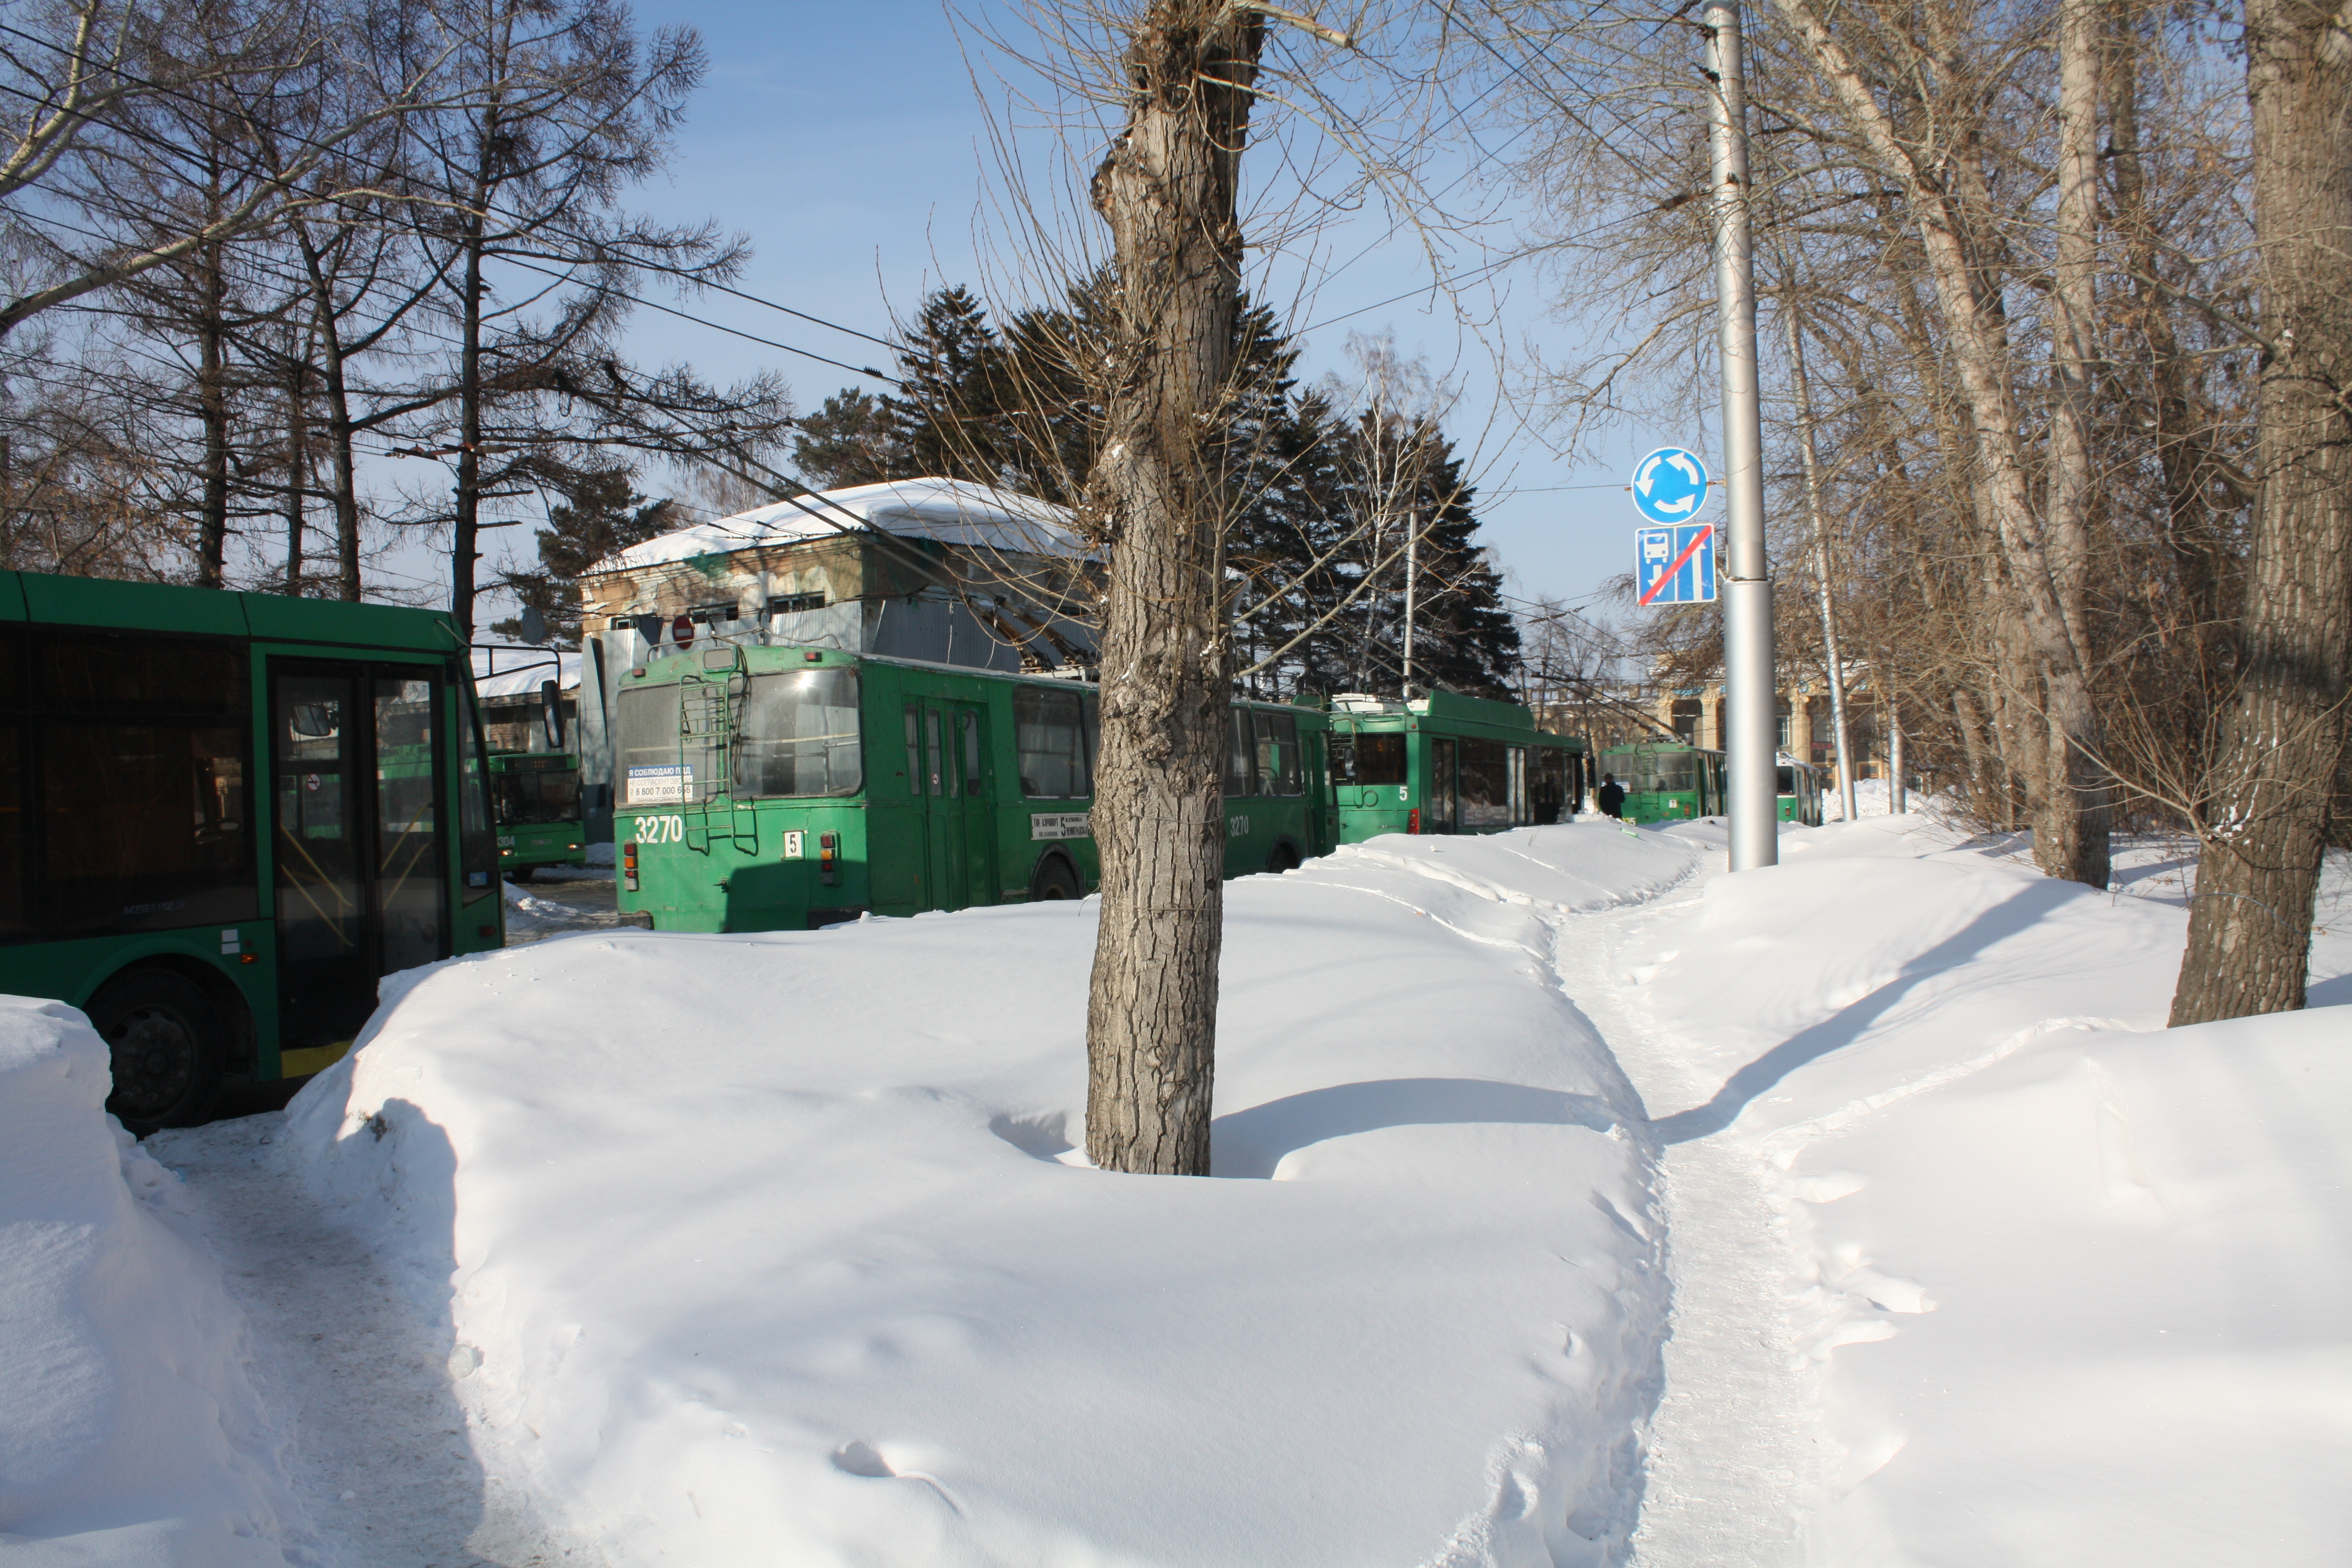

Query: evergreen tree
792,389,906,489
494,466,676,641
885,285,1015,481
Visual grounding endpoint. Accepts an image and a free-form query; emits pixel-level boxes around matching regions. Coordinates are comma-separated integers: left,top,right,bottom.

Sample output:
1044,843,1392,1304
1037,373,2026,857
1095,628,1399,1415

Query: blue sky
455,0,1692,624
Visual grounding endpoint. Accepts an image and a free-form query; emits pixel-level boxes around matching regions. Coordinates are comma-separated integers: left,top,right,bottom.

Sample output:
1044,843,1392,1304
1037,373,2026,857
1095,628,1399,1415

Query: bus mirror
519,604,548,645
540,679,566,750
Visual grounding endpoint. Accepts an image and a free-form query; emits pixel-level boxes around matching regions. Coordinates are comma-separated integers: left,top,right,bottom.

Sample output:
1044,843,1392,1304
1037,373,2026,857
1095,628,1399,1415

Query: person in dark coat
1597,772,1626,819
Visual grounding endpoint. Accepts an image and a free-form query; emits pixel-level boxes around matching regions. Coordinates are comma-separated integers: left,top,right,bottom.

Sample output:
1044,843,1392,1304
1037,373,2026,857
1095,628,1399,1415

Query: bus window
1015,687,1087,798
494,763,581,825
928,709,948,797
0,727,19,934
1776,766,1795,796
38,630,245,716
377,676,447,966
616,682,712,805
1532,749,1570,824
1332,730,1405,786
1251,710,1302,796
962,711,982,797
737,669,861,798
43,725,254,935
904,705,921,793
1428,738,1458,829
1459,737,1511,829
1223,709,1254,797
455,683,496,901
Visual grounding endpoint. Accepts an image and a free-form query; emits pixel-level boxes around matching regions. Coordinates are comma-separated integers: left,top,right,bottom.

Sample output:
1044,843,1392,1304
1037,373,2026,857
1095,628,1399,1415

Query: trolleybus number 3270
633,814,809,859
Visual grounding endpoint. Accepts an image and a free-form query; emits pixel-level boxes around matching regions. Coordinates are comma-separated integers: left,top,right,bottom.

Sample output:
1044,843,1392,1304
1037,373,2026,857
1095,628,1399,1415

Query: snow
590,477,1083,575
0,999,293,1566
1607,815,2352,1565
7,810,2347,1565
271,822,1698,1566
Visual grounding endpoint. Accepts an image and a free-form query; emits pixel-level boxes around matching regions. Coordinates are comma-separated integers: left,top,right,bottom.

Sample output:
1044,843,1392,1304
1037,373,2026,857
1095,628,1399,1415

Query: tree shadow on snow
1650,880,2082,1145
1211,1077,1620,1178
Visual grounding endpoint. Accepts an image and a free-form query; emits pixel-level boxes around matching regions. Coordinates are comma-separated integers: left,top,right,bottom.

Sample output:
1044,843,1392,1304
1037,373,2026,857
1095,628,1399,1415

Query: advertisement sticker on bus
628,764,692,804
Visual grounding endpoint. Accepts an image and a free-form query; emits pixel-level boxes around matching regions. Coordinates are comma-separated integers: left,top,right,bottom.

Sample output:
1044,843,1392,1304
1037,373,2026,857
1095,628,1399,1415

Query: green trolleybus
613,644,1332,933
1777,753,1828,825
1326,690,1585,842
0,571,505,1133
491,750,588,878
1598,742,1727,824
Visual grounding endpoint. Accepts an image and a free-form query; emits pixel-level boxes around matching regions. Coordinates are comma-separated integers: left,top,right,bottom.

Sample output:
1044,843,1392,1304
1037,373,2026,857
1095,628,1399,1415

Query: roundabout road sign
1630,446,1711,525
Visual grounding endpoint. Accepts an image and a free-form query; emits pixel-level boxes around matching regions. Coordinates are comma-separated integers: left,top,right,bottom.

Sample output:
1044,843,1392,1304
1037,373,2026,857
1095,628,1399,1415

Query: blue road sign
1630,447,1711,525
1636,522,1718,606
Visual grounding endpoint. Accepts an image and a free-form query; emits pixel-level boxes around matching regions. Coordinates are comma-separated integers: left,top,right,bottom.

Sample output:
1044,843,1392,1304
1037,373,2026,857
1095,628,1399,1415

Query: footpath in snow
3,812,2346,1565
1610,814,2352,1566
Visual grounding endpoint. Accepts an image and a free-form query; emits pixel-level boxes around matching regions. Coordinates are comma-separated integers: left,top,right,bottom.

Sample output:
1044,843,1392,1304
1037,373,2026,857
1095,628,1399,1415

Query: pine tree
494,466,676,641
792,389,906,489
885,285,1014,481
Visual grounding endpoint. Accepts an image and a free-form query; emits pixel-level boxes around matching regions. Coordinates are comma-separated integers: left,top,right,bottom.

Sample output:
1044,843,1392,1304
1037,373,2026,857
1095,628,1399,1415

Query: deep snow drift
0,998,293,1566
6,813,2346,1567
1611,818,2352,1566
278,824,1701,1567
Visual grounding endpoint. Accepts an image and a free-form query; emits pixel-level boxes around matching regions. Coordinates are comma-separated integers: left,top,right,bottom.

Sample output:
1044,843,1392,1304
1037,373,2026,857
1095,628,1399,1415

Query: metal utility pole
1783,308,1858,823
1402,521,1418,692
1705,0,1778,870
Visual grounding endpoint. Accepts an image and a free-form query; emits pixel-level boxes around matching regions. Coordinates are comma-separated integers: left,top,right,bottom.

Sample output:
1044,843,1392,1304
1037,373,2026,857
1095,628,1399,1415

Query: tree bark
194,233,231,590
2170,0,2352,1023
1082,0,1264,1176
1776,0,2109,884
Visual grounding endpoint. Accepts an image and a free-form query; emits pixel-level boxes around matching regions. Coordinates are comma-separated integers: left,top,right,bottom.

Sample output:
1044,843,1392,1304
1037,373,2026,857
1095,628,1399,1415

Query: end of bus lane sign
1636,522,1717,606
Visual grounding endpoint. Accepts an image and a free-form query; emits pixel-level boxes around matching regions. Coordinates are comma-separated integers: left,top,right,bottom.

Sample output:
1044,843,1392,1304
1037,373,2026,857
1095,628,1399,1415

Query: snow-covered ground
5,816,2346,1565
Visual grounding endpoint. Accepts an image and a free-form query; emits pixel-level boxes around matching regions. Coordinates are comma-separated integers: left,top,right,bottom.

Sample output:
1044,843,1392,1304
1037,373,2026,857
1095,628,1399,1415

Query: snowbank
0,998,292,1566
284,823,1700,1566
1617,816,2352,1564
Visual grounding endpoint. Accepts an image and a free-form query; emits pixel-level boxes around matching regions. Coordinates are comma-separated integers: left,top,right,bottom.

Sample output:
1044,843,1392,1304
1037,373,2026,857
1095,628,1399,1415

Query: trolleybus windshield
494,763,582,825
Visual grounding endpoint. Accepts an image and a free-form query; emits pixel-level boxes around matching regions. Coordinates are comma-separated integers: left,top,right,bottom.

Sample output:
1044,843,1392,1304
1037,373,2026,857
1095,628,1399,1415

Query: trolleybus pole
1704,0,1779,872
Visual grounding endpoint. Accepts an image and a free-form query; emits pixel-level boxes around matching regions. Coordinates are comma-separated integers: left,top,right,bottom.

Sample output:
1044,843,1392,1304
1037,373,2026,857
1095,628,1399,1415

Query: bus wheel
87,970,228,1136
506,866,535,884
1266,841,1302,874
1030,855,1082,902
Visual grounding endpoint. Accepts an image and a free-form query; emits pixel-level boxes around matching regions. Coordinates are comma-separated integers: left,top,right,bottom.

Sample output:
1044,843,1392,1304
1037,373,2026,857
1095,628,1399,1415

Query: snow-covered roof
472,649,579,700
586,477,1082,578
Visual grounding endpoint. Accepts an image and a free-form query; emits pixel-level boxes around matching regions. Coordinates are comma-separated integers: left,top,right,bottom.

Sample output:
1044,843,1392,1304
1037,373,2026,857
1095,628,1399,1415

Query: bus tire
1266,840,1302,874
86,968,228,1136
506,865,535,884
1029,854,1082,902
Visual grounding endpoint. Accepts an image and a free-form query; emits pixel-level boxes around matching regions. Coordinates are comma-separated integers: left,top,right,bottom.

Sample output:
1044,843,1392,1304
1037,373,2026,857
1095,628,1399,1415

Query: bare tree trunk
195,233,231,588
451,216,487,640
1783,309,1857,820
1082,0,1265,1175
2170,0,2352,1023
281,360,308,594
1778,0,2108,885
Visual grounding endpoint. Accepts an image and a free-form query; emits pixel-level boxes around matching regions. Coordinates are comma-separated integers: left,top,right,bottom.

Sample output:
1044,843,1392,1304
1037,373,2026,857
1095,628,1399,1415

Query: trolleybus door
919,701,995,912
269,663,448,1063
1427,737,1459,832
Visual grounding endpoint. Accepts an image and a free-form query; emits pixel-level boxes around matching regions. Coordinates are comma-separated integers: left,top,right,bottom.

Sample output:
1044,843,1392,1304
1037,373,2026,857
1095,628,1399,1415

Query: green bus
491,750,588,878
1598,742,1728,824
1326,690,1585,842
1778,754,1828,825
613,644,1331,932
0,571,505,1134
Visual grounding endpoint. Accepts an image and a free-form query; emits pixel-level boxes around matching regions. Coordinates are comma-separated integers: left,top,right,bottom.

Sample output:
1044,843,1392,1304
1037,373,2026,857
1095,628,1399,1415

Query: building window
685,603,739,626
766,592,826,617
